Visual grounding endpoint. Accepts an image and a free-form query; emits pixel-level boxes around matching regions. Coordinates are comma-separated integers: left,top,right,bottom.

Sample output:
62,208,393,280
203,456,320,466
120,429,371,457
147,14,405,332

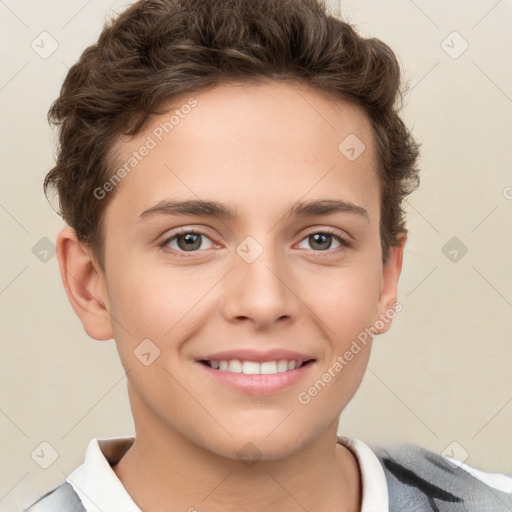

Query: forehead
105,80,380,228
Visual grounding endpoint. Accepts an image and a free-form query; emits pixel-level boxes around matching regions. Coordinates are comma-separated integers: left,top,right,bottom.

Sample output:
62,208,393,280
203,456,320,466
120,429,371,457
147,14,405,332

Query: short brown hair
44,0,421,270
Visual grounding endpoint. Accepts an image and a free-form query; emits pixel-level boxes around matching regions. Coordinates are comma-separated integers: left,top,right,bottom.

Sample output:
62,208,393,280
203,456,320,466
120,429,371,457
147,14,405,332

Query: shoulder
21,482,85,512
369,440,512,511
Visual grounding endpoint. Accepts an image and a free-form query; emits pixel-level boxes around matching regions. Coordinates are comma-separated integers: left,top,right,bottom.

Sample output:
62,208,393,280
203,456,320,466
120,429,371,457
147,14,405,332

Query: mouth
199,358,316,375
196,357,317,394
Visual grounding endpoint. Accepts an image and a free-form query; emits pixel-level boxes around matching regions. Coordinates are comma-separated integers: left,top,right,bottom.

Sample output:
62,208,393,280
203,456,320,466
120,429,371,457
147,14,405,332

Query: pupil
311,233,331,250
179,233,201,251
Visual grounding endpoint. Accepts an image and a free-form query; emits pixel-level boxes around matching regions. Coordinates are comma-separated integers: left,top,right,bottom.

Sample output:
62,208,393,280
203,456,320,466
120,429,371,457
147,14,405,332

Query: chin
203,428,311,464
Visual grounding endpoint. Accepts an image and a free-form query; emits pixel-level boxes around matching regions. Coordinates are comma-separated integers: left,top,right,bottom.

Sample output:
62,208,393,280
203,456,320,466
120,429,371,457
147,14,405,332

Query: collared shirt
65,435,511,512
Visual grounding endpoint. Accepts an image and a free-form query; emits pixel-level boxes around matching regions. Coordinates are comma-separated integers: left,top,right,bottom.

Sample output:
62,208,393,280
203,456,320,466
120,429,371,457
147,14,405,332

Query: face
65,81,405,461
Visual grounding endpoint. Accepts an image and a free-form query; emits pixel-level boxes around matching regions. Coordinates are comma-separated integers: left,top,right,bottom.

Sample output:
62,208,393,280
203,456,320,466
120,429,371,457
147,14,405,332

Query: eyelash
158,227,352,259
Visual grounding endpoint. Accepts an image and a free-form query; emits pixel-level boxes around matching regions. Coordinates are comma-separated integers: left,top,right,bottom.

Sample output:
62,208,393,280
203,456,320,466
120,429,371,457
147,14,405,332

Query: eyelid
301,226,351,241
159,226,215,249
298,227,353,252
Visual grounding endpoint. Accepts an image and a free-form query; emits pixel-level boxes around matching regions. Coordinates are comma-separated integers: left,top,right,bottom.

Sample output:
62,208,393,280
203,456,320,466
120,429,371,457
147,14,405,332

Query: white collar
67,436,139,512
338,435,389,512
66,435,388,512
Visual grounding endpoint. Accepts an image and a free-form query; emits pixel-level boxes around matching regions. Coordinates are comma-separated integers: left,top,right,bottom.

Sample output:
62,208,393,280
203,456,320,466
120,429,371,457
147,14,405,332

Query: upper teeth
207,360,305,374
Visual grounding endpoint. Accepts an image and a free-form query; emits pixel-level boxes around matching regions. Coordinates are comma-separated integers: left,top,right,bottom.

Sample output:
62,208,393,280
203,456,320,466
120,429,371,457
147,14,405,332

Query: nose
220,237,301,329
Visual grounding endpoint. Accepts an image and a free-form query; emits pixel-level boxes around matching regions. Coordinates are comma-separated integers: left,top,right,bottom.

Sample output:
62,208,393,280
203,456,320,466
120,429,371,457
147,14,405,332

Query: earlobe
374,233,407,336
56,226,114,341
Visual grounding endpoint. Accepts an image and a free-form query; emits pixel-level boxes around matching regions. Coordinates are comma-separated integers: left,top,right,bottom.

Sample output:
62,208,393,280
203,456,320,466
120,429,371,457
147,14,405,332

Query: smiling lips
202,358,310,374
198,348,315,373
196,348,317,393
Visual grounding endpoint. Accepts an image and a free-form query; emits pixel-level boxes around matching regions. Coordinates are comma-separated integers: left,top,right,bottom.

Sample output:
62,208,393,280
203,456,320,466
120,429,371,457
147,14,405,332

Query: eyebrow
138,198,370,224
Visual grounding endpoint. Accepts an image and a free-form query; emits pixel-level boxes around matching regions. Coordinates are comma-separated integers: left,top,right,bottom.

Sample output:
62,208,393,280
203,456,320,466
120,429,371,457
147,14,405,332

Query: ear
56,226,114,341
374,232,407,335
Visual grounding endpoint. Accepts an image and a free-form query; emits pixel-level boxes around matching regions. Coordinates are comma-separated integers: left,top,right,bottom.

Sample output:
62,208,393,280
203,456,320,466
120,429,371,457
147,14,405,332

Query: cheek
309,265,381,344
109,263,191,330
317,269,381,401
107,264,215,367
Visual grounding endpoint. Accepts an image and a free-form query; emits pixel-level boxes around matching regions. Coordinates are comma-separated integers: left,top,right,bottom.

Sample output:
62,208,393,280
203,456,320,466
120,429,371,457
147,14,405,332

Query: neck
113,392,361,512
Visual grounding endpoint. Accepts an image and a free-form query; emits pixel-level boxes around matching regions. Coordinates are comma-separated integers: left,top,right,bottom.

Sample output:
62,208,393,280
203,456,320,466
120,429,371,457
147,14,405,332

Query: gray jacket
23,441,512,511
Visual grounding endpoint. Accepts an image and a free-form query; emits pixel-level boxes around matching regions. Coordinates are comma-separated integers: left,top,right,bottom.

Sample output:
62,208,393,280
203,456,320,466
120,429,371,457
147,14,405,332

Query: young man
24,0,511,510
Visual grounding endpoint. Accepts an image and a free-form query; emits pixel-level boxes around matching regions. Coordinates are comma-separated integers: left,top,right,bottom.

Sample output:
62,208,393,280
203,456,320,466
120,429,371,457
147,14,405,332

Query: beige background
1,0,511,510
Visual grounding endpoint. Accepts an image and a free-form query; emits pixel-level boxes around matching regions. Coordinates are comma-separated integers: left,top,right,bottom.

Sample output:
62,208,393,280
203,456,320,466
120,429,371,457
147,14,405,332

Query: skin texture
57,81,406,512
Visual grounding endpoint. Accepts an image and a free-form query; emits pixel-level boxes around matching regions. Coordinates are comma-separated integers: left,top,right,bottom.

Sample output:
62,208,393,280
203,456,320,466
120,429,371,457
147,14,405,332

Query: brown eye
297,229,351,254
308,233,336,251
175,232,203,251
160,229,214,255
